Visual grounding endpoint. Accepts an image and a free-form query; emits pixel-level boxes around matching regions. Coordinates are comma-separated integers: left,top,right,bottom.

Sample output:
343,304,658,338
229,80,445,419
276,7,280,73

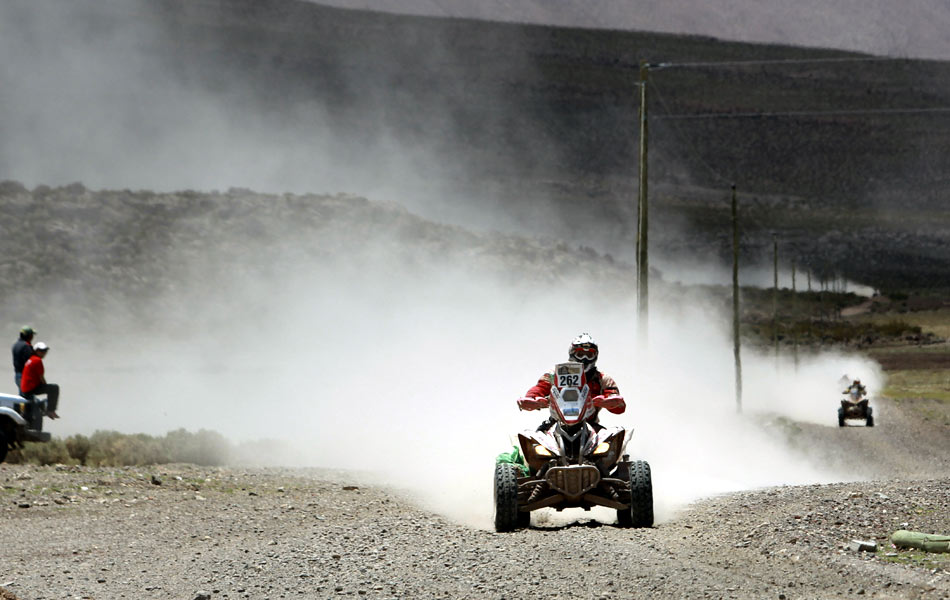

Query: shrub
164,428,231,466
877,320,921,337
7,429,233,467
86,431,169,466
14,439,75,465
66,434,91,465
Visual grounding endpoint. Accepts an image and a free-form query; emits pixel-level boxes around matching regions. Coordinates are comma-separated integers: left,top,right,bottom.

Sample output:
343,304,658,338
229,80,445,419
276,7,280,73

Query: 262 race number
559,374,580,387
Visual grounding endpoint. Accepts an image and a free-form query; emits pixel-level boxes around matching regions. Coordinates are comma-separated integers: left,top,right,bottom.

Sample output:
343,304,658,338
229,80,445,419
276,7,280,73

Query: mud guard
495,446,529,476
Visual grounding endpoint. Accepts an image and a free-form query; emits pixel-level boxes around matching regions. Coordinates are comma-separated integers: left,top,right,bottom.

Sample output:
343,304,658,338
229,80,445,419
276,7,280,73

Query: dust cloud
658,258,879,297
45,244,883,530
0,0,553,236
0,0,424,199
4,1,884,531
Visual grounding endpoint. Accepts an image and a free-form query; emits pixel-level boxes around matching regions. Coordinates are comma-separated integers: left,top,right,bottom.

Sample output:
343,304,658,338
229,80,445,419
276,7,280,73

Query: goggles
570,345,598,360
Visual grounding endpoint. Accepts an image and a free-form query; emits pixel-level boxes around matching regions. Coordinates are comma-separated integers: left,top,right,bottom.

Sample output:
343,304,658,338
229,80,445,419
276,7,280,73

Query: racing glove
517,396,549,411
592,394,626,414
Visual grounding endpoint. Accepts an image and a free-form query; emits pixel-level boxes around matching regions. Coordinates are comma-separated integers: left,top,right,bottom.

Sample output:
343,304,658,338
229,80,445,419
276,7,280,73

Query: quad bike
0,392,52,463
494,361,653,532
838,387,874,427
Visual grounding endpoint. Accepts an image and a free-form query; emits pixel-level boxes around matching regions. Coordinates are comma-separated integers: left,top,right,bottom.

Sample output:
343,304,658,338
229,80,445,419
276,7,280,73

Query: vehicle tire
0,429,8,464
618,460,653,528
493,463,521,532
838,407,845,427
866,406,874,427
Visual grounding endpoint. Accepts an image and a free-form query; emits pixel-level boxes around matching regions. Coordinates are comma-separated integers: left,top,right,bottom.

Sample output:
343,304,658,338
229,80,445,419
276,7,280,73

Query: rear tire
0,430,8,464
617,460,653,528
866,406,874,427
838,407,846,427
493,463,521,532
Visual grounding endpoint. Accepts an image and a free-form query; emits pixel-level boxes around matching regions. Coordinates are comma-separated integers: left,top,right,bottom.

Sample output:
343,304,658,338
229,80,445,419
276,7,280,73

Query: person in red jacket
20,341,60,419
517,333,624,430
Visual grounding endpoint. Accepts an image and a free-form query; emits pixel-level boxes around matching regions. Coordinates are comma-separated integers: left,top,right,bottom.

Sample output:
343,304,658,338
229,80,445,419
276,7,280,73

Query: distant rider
12,325,36,393
517,333,625,430
842,378,867,399
20,341,60,419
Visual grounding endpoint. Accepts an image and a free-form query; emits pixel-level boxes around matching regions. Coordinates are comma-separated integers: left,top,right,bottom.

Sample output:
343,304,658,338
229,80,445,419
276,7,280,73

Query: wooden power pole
637,61,649,348
731,186,742,413
772,235,779,360
792,261,800,370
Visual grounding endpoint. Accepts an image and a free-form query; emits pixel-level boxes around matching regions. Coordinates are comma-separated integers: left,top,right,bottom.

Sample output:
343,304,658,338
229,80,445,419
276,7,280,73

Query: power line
641,56,949,235
655,106,950,120
650,56,914,70
649,78,732,185
646,78,807,233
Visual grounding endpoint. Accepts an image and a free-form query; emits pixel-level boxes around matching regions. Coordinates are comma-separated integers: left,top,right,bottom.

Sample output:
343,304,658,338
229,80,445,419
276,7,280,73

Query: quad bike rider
494,333,653,531
519,333,625,430
838,378,873,427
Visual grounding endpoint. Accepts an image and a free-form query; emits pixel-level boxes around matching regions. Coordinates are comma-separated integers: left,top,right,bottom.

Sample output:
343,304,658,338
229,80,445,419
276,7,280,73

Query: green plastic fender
495,446,529,476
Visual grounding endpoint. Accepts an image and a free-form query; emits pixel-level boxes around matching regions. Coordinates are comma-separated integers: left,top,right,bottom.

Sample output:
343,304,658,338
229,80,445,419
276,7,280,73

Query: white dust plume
44,240,883,530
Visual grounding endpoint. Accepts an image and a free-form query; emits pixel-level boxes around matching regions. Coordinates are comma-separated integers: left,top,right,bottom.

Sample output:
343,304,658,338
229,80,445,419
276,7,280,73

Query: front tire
493,463,521,532
617,460,653,528
0,429,8,464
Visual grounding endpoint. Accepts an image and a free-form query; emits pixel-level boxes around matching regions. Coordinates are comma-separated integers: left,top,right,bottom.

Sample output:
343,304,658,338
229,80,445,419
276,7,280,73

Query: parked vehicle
0,393,52,463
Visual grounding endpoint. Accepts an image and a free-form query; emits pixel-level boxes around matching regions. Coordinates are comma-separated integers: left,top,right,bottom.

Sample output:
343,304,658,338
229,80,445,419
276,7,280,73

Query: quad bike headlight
593,441,611,455
533,444,553,457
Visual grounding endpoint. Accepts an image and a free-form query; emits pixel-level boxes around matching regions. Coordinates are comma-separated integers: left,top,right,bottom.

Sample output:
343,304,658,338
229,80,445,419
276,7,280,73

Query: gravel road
2,398,948,600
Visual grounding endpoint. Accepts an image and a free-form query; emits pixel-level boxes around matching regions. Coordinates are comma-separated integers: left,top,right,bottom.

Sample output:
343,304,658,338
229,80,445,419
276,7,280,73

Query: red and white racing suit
522,369,625,416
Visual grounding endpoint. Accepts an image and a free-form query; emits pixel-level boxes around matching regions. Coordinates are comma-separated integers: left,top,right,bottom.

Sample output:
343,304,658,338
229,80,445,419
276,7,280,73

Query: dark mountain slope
2,0,949,289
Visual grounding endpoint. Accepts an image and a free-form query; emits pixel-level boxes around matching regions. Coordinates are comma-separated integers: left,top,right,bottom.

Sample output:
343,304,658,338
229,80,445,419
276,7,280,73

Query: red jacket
20,355,45,394
525,369,625,414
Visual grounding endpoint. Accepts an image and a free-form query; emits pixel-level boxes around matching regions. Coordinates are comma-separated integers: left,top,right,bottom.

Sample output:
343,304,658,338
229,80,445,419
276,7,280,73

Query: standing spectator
11,325,36,392
20,341,59,419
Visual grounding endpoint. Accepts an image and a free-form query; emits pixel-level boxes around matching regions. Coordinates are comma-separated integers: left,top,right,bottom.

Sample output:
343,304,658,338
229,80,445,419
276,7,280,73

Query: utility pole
637,61,650,349
792,261,799,370
772,235,779,361
731,186,742,413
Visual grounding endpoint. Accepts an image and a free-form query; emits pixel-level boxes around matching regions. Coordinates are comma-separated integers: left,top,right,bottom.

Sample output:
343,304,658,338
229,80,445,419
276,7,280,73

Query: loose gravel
1,398,948,599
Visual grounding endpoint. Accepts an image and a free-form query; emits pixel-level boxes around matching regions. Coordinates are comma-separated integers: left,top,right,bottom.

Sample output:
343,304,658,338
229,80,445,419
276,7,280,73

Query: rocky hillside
315,0,950,61
0,181,634,333
4,0,950,290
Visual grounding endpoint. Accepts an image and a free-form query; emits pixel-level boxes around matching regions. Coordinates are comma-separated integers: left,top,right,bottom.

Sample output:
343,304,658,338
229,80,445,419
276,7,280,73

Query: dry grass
860,306,950,425
882,370,950,403
858,308,950,340
7,429,232,467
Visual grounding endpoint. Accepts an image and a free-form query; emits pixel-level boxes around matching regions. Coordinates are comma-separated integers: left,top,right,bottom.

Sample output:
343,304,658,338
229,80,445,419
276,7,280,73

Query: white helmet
568,333,598,372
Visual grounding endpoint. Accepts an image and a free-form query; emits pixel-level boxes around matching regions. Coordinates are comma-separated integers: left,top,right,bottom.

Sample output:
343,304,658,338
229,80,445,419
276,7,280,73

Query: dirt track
1,397,948,600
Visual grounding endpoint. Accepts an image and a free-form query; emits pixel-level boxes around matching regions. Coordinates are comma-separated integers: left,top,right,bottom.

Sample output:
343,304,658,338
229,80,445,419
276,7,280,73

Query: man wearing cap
12,325,36,392
20,341,59,419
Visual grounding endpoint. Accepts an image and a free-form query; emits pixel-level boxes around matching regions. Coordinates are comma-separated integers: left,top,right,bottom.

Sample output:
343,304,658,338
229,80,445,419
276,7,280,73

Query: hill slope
314,0,950,61
2,0,949,289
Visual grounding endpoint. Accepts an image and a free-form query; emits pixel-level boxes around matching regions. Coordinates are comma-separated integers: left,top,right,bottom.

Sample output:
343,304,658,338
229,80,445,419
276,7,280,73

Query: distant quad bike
494,362,653,532
0,392,52,463
838,388,874,427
